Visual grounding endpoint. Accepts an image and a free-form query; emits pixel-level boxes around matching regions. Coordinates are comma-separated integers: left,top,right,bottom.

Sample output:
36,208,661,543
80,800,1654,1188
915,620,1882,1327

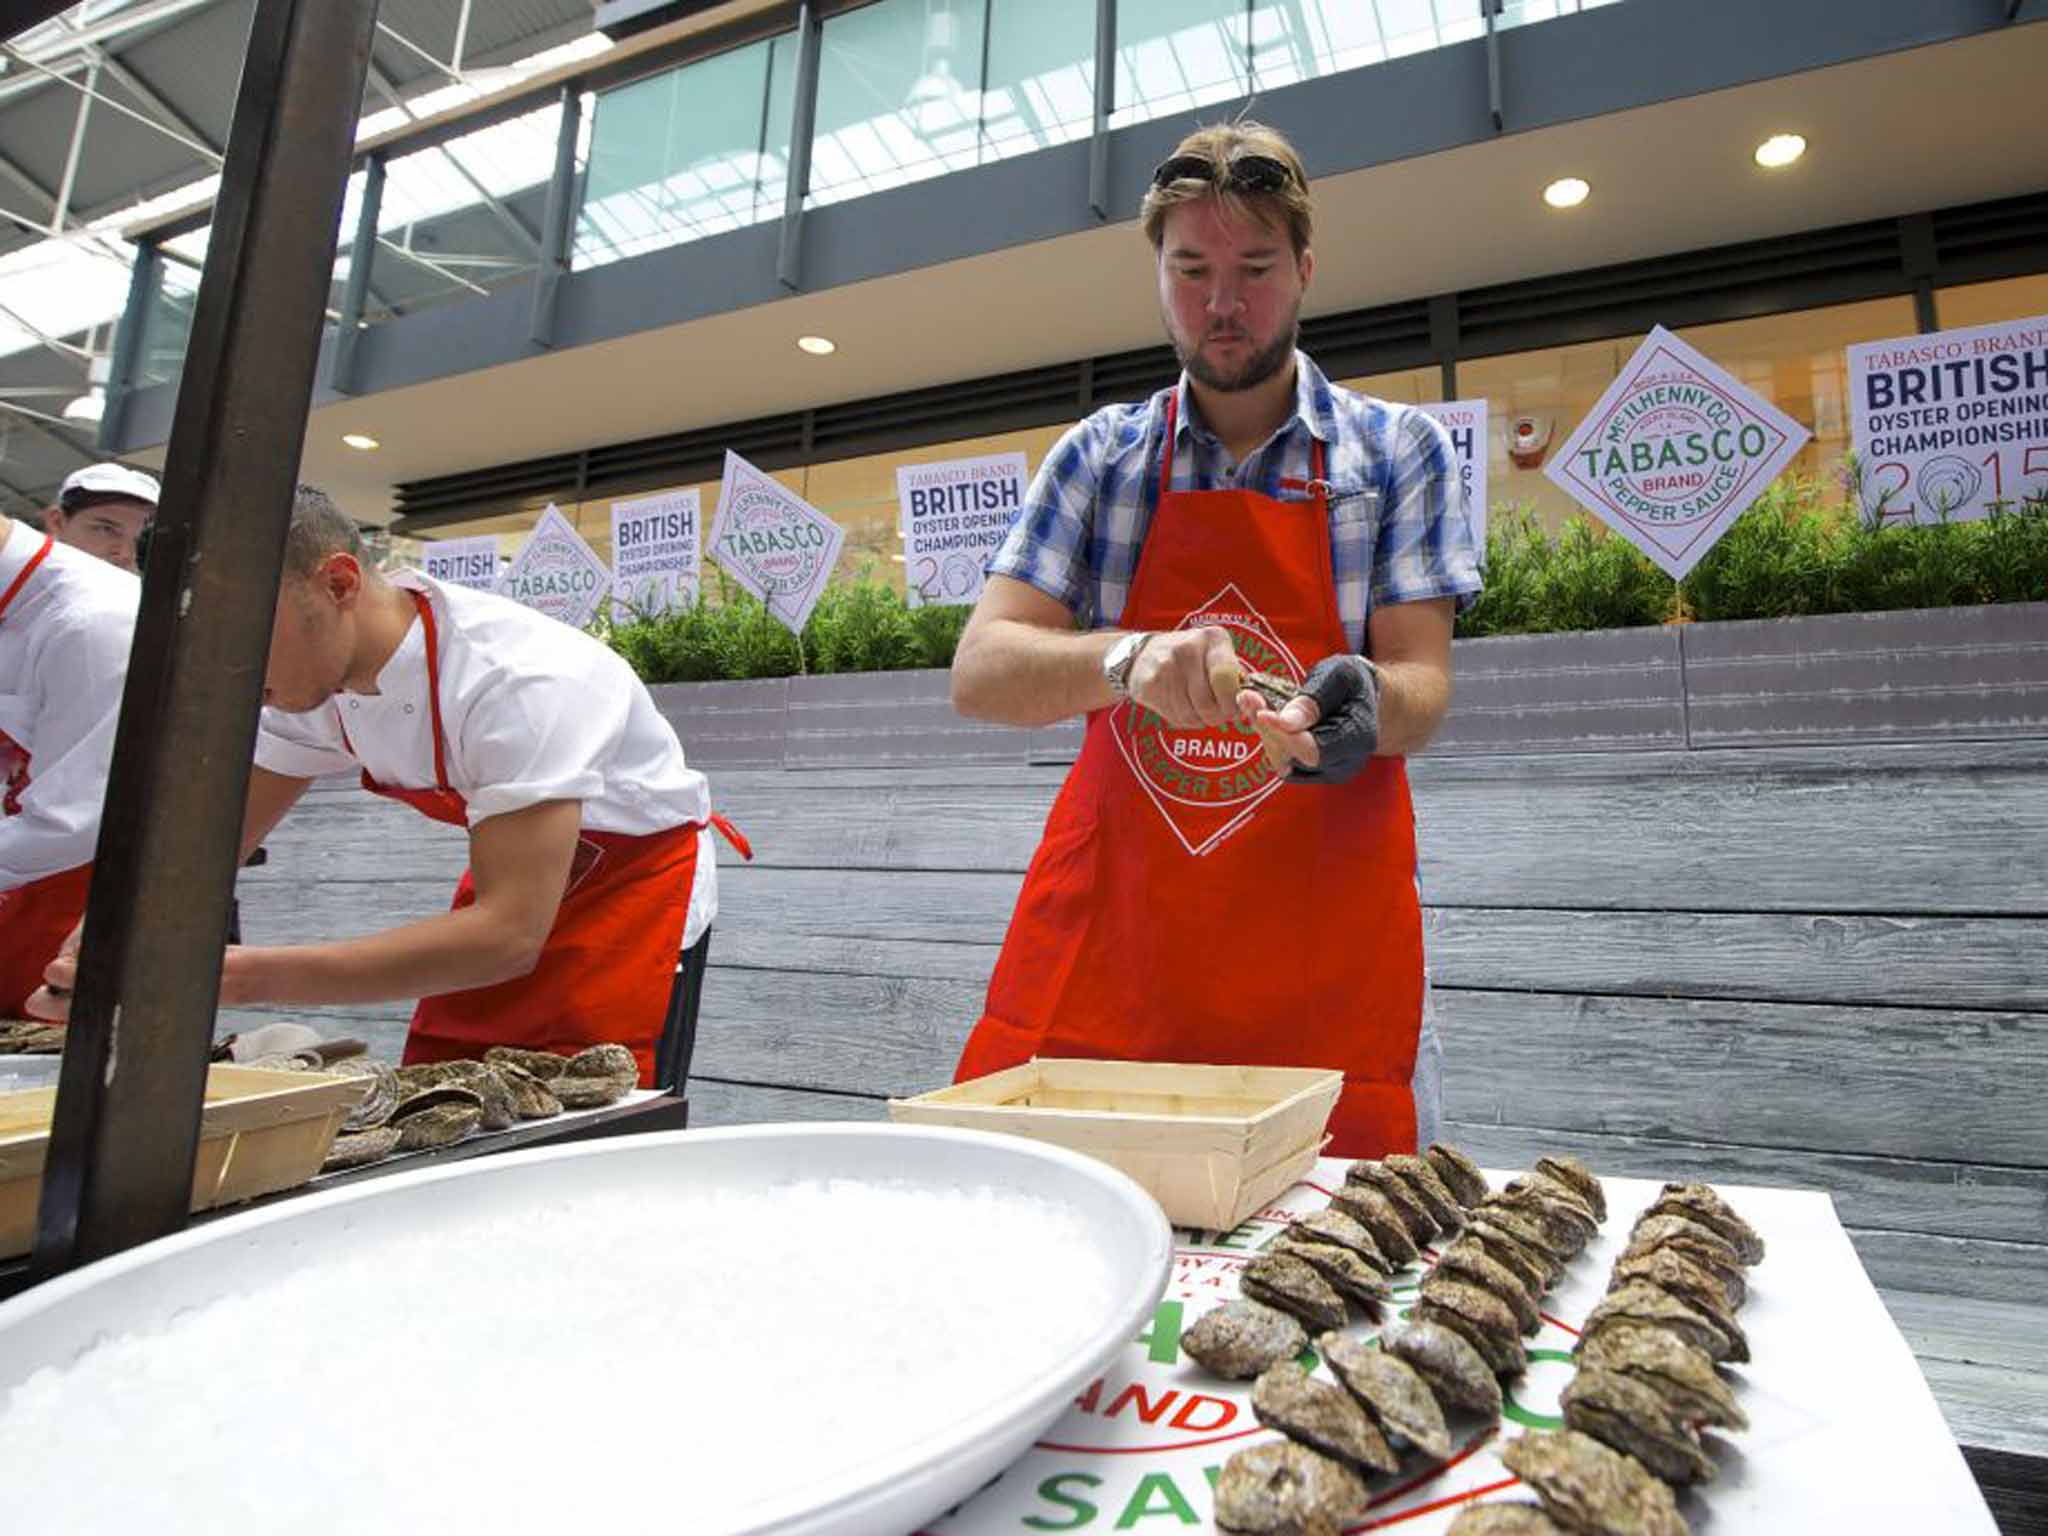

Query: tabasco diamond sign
1545,326,1811,579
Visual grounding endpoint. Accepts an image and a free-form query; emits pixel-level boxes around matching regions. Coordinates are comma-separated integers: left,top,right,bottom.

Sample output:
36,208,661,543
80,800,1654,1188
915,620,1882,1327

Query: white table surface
920,1159,1997,1535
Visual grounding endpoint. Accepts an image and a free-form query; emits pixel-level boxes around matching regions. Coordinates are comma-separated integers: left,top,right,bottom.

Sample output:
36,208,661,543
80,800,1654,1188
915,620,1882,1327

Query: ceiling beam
1,42,221,163
57,9,226,160
0,397,99,462
366,58,542,255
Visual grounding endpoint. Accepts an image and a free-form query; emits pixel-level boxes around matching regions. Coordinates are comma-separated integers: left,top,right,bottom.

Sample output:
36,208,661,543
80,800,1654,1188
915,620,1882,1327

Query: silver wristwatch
1102,630,1154,699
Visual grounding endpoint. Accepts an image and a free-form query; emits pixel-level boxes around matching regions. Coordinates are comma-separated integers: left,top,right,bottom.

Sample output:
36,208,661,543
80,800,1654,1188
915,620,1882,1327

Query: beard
1172,313,1300,395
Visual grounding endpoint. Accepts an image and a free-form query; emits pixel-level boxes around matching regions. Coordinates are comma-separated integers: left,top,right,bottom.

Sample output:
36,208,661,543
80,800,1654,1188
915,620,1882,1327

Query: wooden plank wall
229,608,2048,1450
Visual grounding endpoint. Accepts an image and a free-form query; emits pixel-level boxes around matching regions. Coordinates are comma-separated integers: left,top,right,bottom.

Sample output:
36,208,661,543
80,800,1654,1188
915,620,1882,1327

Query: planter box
646,602,2048,768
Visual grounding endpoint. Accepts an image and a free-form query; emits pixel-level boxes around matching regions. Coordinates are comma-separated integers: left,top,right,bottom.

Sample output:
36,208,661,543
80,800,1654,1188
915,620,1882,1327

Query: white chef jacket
0,518,140,890
254,571,718,943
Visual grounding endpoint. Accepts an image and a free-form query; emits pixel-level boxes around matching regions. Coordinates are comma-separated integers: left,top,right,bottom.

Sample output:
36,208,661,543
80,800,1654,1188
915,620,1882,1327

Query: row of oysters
313,1044,642,1172
1454,1183,1767,1536
1185,1145,1613,1536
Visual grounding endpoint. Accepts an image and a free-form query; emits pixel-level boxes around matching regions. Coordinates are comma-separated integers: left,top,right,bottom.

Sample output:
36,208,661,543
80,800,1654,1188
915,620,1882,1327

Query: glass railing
122,0,1630,389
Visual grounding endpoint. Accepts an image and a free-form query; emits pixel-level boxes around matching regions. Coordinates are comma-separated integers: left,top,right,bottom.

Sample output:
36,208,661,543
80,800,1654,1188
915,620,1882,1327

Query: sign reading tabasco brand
1544,326,1810,579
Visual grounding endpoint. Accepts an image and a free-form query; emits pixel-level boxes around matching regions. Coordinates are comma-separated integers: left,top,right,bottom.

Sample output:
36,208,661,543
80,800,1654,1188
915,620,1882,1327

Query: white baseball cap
58,462,161,509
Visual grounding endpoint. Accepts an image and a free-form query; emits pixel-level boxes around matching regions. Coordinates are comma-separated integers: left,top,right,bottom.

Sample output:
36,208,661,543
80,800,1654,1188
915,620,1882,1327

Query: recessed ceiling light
796,335,837,356
1543,177,1590,210
1754,133,1807,169
341,432,380,451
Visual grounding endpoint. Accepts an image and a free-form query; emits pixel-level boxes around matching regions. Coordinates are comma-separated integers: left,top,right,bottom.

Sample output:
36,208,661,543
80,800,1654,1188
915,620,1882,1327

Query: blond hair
1139,120,1313,257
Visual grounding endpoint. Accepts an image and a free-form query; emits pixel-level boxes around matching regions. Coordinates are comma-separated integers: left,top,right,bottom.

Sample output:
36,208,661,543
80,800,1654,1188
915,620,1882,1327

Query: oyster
1214,1440,1369,1536
1288,1209,1391,1273
1183,1299,1308,1380
1433,1237,1542,1335
1561,1367,1717,1487
392,1061,461,1093
1328,1187,1421,1267
389,1086,485,1151
326,1059,399,1133
1463,1219,1557,1296
1378,1319,1502,1417
1500,1430,1690,1536
1319,1332,1452,1459
1412,1298,1528,1378
1425,1143,1491,1208
1470,1204,1574,1266
1533,1155,1606,1222
1446,1506,1568,1536
1346,1161,1439,1244
1579,1282,1736,1364
1578,1323,1748,1432
494,1061,564,1120
482,1045,569,1079
1610,1248,1740,1322
0,1020,65,1054
551,1042,640,1108
1623,1212,1745,1282
1420,1274,1526,1361
1242,1252,1349,1334
320,1125,402,1172
1385,1153,1467,1232
1252,1363,1401,1475
1269,1235,1391,1314
1239,667,1305,710
431,1060,517,1131
1644,1184,1765,1265
1489,1181,1596,1254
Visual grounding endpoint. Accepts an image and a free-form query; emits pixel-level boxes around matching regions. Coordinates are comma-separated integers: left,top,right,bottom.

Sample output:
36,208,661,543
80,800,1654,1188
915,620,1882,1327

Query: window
1935,274,2048,333
809,0,988,207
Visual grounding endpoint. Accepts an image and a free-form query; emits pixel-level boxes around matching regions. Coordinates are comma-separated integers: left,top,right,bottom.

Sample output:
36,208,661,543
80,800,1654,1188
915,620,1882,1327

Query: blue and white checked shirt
987,352,1483,651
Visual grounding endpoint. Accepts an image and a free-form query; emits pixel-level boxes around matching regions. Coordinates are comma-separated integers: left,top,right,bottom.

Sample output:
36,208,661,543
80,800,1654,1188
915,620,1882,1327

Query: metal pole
51,59,98,233
31,0,383,1279
1088,0,1115,220
1484,0,1503,132
331,152,386,394
529,84,583,348
774,3,822,292
99,238,160,451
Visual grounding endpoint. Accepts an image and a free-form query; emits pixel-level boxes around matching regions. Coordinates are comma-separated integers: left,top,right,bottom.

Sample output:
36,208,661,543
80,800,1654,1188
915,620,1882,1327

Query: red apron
1,534,96,1016
342,590,740,1085
954,396,1426,1156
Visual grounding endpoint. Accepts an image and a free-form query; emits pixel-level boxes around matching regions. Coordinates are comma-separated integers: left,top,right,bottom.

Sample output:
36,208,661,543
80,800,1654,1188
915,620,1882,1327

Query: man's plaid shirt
986,351,1483,649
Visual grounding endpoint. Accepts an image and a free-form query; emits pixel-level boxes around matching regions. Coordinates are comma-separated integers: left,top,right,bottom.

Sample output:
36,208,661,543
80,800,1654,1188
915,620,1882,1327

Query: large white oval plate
0,1122,1173,1535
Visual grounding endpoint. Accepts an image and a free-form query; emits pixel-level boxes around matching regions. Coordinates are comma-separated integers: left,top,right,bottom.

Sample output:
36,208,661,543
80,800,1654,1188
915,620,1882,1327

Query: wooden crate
0,1065,369,1258
888,1059,1342,1232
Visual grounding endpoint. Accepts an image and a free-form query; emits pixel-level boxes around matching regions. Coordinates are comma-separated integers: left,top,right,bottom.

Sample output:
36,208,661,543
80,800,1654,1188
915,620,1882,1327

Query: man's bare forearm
951,619,1127,728
221,906,546,1007
1372,658,1453,757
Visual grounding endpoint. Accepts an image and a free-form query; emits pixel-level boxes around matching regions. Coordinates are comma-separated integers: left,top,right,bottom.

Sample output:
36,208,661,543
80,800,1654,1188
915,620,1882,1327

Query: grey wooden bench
231,603,2048,1522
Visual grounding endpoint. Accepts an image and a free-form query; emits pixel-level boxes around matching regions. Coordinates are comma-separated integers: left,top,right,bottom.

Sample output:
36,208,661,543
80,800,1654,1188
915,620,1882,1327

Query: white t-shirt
0,519,140,890
255,571,718,942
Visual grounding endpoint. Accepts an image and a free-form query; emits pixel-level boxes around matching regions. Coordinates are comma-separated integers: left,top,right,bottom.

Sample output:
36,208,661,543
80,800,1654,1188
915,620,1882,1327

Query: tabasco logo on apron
1109,582,1305,858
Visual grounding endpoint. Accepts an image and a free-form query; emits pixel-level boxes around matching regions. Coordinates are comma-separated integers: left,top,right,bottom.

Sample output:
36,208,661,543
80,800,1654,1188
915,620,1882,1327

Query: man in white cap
46,463,159,573
0,502,139,1015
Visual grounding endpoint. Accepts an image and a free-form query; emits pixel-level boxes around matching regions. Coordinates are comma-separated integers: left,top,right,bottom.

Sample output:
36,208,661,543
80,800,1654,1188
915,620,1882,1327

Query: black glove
1289,654,1380,785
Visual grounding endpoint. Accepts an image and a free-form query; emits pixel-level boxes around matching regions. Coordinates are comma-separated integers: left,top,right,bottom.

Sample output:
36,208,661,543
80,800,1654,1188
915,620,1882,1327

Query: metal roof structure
0,0,607,514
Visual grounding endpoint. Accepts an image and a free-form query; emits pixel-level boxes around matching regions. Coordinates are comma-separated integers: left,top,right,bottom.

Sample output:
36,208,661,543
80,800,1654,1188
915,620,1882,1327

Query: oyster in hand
1215,1440,1368,1536
1500,1429,1690,1536
1183,1299,1307,1381
1252,1363,1401,1476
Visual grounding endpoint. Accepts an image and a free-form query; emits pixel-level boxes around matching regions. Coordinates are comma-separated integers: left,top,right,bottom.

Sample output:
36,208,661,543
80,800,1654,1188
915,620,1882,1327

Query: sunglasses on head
1150,152,1297,195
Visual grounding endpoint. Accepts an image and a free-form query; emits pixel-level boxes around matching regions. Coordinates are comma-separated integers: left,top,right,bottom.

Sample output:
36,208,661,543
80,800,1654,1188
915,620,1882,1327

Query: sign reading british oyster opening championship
895,451,1027,608
710,451,846,634
1846,313,2048,524
499,503,609,630
1545,326,1811,580
610,487,700,616
419,534,501,593
1416,399,1490,548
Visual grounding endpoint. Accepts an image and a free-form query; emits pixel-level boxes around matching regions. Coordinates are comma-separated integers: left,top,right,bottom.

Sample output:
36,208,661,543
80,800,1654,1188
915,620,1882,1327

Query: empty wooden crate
888,1059,1342,1232
0,1064,369,1258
